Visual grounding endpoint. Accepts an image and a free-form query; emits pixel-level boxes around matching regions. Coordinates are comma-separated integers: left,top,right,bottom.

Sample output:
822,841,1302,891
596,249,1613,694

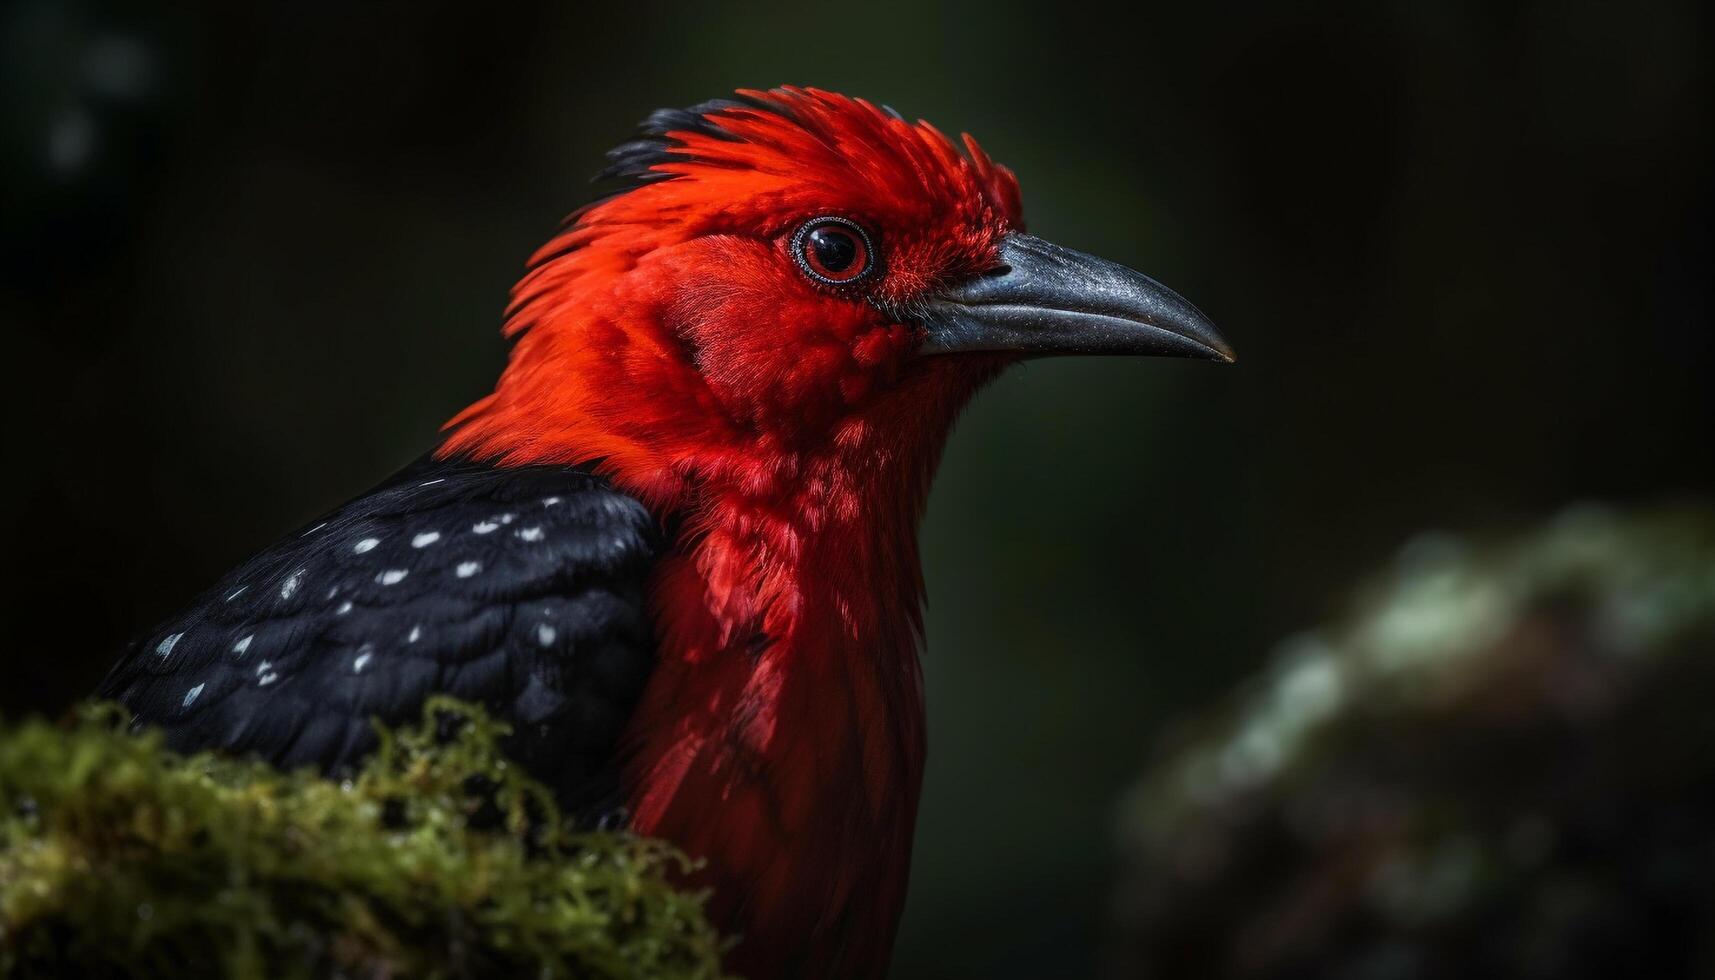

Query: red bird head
442,87,1230,508
439,87,1231,979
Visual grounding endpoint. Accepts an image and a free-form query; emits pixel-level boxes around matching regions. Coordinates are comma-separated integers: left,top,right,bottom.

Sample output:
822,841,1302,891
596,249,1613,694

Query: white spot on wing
352,646,373,673
257,671,279,687
155,632,183,657
537,624,557,647
336,601,353,615
353,537,380,554
498,512,516,524
182,683,204,708
411,531,441,548
407,625,421,644
542,496,562,506
455,561,481,578
232,634,253,657
279,570,303,600
376,569,408,586
255,660,271,676
472,520,499,534
518,526,544,543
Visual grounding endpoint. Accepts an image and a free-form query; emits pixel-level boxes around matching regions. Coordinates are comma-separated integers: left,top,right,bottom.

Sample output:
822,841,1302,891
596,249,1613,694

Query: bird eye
791,217,876,286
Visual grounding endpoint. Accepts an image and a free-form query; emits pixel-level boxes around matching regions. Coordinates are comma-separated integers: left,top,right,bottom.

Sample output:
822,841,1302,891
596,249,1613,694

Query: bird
98,86,1233,979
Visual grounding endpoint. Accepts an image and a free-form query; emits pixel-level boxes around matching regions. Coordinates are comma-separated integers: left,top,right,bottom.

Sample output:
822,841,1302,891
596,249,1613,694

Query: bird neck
623,363,999,979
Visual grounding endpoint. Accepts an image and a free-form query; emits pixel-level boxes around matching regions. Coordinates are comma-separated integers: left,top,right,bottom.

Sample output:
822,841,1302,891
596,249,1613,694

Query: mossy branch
0,698,733,979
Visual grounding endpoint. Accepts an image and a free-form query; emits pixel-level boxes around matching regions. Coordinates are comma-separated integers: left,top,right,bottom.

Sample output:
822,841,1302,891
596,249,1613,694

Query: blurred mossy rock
1110,506,1715,980
0,697,731,979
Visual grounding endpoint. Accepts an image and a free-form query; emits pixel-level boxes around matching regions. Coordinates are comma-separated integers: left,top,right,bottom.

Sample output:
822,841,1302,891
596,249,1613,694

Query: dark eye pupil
808,227,857,272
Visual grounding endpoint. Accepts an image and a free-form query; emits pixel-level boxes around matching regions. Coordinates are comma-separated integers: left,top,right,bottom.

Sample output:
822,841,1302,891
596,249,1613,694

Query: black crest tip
591,93,780,186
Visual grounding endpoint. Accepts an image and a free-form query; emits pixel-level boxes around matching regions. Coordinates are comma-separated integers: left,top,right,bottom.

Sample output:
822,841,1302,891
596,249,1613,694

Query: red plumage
442,88,1024,977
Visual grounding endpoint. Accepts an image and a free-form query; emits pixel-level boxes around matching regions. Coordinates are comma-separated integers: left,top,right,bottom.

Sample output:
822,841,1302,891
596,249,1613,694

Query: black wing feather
99,457,660,817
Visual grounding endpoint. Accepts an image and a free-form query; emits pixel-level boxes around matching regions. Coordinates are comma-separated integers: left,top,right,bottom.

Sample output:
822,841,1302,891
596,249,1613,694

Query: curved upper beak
916,233,1235,363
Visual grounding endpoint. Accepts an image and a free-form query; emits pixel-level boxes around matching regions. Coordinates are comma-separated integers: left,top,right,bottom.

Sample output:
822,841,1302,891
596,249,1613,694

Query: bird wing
98,456,659,816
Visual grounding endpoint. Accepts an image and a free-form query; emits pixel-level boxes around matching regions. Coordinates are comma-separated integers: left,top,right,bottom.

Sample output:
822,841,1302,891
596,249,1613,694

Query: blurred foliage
1111,506,1715,978
0,698,729,979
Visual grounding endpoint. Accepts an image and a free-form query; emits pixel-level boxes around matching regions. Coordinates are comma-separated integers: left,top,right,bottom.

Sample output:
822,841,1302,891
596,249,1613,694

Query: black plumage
98,456,660,817
592,94,772,187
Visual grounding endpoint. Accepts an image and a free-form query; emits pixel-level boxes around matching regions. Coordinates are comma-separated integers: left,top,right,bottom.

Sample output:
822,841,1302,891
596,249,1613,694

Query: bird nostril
981,264,1012,278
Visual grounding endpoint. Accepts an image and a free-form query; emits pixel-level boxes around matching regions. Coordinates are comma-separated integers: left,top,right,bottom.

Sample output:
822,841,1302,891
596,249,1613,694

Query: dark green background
3,2,1709,976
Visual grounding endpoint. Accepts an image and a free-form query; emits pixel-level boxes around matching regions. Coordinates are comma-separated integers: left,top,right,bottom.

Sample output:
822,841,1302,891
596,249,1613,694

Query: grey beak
917,233,1235,362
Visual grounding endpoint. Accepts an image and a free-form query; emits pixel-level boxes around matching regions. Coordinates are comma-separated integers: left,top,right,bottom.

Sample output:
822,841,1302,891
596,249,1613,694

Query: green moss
0,698,731,979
